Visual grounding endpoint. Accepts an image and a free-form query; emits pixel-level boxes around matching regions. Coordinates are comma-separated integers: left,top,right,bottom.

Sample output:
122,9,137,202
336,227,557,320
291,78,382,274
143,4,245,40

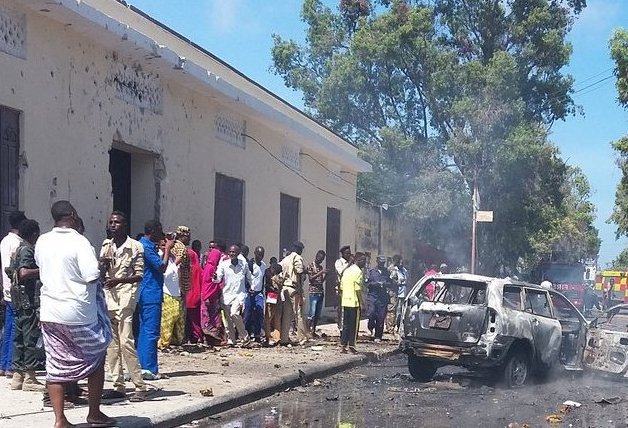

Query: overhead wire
242,133,406,208
242,133,352,202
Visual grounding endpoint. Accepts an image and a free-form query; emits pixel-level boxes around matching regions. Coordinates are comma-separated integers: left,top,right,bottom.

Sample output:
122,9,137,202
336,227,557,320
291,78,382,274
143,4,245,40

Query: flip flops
86,417,118,427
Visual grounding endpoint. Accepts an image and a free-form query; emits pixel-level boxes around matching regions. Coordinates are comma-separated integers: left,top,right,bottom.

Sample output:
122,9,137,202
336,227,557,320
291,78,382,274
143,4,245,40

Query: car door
581,321,628,376
523,288,562,366
548,290,587,370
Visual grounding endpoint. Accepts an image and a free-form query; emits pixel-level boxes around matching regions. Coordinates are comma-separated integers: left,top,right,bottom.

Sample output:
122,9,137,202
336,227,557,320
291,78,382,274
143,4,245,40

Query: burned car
399,274,628,387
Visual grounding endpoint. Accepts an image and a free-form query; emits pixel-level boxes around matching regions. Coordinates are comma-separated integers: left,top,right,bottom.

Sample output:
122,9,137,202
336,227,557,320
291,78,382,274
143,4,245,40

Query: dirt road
200,354,628,428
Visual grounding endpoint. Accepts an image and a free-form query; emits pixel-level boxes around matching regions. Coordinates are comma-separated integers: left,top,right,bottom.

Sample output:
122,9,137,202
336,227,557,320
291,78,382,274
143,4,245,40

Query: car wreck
399,274,628,387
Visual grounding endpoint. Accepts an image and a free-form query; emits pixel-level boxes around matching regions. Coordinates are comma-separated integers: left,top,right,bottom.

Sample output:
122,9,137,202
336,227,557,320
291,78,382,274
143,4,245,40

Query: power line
573,75,614,94
242,133,352,202
300,151,357,187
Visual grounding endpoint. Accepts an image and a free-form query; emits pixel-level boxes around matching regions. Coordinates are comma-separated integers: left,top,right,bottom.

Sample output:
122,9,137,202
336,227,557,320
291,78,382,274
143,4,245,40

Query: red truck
533,262,586,311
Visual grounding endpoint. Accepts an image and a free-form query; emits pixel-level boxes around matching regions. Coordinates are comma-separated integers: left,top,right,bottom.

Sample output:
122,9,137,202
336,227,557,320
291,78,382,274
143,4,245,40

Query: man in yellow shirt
340,252,366,353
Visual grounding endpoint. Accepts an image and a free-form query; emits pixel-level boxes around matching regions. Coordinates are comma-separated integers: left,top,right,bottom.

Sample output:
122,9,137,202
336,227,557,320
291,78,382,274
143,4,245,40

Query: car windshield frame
433,279,488,305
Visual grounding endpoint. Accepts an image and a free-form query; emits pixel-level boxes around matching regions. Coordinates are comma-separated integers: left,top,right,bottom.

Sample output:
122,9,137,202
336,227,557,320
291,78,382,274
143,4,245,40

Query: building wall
355,200,416,279
0,1,359,263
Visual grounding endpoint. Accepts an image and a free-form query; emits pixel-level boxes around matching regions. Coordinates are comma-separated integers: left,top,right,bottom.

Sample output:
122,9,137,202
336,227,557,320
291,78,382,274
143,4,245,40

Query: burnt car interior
524,289,552,318
549,292,583,366
503,286,522,310
437,281,487,305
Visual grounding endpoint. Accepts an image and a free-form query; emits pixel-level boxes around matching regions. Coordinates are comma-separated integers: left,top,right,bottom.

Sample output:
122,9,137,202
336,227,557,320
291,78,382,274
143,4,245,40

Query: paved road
186,354,628,428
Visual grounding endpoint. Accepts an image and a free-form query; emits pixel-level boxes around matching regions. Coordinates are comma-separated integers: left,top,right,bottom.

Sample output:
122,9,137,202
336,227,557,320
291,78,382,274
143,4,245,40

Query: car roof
433,273,546,290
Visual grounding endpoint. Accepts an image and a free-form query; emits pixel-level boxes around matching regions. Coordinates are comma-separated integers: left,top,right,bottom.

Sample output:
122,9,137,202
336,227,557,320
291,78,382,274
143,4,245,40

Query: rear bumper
399,336,514,368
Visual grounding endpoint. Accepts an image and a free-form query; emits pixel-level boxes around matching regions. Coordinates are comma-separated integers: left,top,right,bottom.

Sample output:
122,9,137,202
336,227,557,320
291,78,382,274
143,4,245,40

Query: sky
128,0,628,266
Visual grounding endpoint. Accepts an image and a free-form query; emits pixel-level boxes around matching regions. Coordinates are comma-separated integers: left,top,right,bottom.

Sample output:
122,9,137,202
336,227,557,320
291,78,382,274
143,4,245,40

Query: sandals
86,417,118,427
129,390,146,402
102,390,126,400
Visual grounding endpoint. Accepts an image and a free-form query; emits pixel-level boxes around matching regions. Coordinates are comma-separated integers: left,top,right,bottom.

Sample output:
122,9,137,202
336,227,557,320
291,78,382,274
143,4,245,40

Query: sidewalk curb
142,347,401,428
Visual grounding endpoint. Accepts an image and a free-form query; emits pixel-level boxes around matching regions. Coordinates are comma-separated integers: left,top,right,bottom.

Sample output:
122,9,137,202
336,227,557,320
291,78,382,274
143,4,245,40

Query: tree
272,0,596,272
610,29,628,106
610,29,628,238
609,248,628,269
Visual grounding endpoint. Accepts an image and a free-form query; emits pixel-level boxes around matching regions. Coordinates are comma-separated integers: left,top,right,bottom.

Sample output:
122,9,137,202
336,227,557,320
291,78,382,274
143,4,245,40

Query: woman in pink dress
200,241,227,345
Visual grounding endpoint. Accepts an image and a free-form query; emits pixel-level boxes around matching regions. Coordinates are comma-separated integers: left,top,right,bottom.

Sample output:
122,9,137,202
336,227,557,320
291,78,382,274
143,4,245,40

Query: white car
399,274,628,387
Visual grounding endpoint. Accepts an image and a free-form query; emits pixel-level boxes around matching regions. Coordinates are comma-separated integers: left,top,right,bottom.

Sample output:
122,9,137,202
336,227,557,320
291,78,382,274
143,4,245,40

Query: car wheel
503,349,529,388
408,353,437,382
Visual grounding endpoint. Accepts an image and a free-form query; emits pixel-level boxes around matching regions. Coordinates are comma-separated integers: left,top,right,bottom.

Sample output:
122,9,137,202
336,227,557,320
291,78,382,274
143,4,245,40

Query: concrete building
0,0,370,285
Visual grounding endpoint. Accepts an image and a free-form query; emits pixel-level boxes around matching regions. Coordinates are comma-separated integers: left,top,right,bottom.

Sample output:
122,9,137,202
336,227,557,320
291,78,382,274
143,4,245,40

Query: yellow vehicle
594,271,628,306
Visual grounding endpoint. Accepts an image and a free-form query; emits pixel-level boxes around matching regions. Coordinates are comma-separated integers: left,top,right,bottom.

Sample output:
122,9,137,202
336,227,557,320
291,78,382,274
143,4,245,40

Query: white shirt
35,227,101,325
162,253,180,297
215,258,251,306
0,231,23,302
250,260,267,293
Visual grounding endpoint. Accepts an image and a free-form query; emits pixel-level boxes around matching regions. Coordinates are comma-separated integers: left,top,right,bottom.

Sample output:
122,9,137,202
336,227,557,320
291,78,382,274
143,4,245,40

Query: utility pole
378,204,383,256
471,178,478,274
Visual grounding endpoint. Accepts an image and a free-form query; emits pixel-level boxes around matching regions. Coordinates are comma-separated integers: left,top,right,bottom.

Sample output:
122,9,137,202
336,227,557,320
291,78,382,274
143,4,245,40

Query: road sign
476,210,493,222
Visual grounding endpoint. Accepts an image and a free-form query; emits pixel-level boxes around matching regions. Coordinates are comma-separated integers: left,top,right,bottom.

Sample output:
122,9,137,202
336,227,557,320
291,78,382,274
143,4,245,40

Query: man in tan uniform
279,241,310,345
100,211,147,401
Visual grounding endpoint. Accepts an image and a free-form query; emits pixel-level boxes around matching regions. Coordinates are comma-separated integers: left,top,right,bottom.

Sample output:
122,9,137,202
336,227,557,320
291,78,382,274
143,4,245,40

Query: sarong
158,294,185,349
42,287,112,382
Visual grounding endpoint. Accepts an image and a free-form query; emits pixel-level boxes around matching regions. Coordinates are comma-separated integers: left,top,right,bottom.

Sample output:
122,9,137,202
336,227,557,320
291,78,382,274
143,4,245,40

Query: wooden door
325,207,341,306
0,107,20,236
279,193,300,257
214,173,244,245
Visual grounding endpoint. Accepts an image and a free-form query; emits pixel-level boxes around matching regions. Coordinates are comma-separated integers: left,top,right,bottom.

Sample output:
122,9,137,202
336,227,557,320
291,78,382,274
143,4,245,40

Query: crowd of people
0,201,411,428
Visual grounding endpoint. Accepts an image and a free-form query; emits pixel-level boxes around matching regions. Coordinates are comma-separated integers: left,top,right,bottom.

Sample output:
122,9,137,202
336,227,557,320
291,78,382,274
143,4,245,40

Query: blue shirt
366,267,391,294
138,236,165,304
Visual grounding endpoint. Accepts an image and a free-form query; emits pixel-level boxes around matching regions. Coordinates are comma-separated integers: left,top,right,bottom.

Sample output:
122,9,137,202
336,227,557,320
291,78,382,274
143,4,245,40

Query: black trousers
341,307,360,347
12,307,43,372
366,291,387,339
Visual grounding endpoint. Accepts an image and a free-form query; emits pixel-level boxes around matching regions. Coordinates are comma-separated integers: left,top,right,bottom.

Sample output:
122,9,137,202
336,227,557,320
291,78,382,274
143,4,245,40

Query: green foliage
609,29,628,239
272,0,598,273
610,136,628,238
610,28,628,107
609,248,628,270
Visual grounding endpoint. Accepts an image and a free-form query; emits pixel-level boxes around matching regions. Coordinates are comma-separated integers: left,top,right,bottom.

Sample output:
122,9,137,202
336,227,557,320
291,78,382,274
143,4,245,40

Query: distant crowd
0,201,411,428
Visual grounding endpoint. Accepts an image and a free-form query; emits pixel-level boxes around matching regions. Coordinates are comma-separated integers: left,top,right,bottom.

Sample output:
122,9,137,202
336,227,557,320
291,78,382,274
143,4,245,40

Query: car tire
503,348,530,388
408,353,437,382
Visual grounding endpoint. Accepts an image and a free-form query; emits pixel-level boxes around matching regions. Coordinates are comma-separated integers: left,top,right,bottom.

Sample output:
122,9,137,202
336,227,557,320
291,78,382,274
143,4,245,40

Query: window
503,286,523,310
416,278,436,302
214,173,244,245
436,280,487,305
525,289,552,317
549,292,581,322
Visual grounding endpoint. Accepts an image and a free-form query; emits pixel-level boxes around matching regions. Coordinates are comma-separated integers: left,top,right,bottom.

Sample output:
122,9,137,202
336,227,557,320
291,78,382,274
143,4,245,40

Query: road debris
594,397,622,405
545,414,563,425
562,400,582,408
325,395,339,401
199,388,213,397
298,369,308,386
